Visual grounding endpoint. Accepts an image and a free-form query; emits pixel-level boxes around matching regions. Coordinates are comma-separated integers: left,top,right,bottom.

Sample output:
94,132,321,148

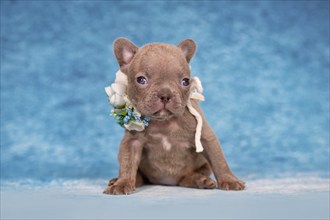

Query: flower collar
105,70,150,132
105,70,205,152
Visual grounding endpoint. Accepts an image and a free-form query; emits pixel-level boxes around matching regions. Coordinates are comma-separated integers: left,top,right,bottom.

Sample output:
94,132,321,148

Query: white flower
105,86,114,97
105,70,128,108
111,83,126,95
124,121,145,131
105,85,126,107
123,95,133,108
109,93,126,107
115,70,128,86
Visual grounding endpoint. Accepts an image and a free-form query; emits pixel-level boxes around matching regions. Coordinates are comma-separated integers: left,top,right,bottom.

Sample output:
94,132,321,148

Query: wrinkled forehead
131,44,190,78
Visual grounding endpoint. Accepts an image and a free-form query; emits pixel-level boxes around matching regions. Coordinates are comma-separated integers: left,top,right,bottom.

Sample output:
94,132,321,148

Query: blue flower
126,108,133,116
123,115,130,124
134,113,141,122
142,120,149,126
141,115,150,126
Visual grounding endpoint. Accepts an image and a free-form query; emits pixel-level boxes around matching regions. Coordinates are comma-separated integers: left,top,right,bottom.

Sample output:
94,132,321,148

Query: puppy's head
113,38,196,120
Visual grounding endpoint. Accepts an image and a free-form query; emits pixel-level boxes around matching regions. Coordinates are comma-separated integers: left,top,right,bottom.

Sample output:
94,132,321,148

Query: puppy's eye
181,78,190,87
136,76,148,85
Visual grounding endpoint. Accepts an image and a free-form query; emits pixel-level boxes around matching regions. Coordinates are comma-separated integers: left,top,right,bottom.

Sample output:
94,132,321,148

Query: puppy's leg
191,101,245,190
107,170,145,187
201,123,245,190
179,163,216,189
103,133,144,195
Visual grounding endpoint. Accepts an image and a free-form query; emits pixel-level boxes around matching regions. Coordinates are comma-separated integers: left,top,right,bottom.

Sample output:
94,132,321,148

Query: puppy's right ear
113,38,138,67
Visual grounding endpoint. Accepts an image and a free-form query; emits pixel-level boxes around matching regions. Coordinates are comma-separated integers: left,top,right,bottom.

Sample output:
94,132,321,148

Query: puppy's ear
113,38,138,67
178,39,196,63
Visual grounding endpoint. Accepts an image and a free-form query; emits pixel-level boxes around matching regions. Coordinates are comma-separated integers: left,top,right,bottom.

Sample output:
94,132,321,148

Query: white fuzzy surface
1,177,329,219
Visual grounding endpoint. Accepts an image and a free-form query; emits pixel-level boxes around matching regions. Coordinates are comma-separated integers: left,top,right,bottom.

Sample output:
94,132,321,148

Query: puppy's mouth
151,109,174,121
133,94,184,121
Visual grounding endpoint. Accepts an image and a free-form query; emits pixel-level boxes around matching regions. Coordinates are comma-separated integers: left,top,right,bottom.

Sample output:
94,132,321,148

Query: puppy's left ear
178,39,196,63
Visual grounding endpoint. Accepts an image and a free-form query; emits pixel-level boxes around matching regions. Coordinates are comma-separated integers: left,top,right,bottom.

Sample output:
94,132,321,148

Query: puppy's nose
160,95,171,103
158,88,173,104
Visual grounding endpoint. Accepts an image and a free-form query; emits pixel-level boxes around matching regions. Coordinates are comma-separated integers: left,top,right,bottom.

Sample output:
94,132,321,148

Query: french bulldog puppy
103,38,245,195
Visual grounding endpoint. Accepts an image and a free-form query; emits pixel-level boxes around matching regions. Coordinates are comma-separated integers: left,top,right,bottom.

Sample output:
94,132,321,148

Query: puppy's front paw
196,176,217,189
103,179,135,195
218,174,245,191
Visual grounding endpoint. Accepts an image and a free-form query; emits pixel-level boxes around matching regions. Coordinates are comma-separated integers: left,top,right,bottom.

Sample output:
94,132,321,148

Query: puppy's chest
146,133,190,152
145,122,195,152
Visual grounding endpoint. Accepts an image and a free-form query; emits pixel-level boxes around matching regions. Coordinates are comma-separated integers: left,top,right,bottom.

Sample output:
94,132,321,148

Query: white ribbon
187,77,205,152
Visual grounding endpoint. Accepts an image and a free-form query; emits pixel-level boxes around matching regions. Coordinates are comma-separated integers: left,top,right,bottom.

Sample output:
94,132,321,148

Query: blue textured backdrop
1,0,329,180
